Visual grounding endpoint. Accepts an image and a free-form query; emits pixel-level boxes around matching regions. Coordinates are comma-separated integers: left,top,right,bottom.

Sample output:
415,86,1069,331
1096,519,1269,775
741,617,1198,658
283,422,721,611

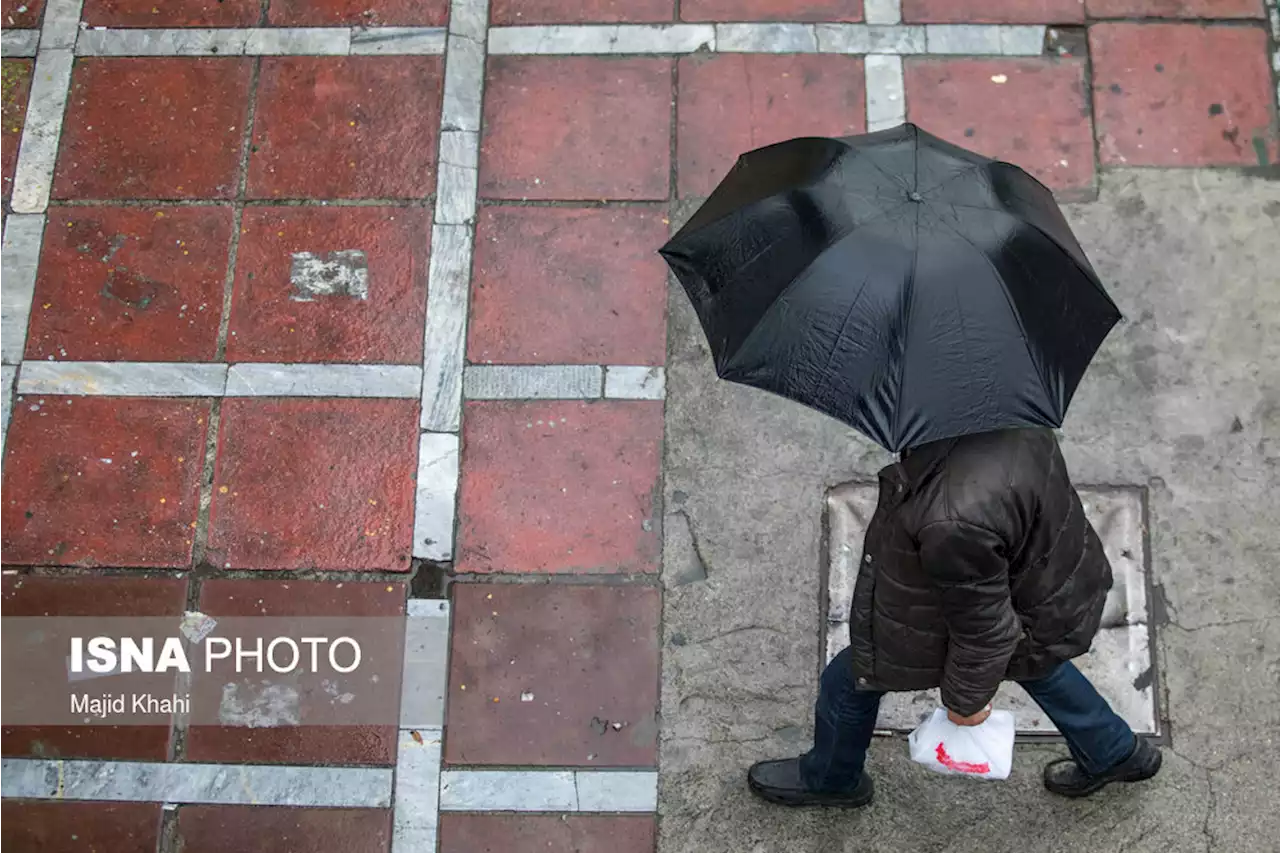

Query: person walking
747,427,1162,807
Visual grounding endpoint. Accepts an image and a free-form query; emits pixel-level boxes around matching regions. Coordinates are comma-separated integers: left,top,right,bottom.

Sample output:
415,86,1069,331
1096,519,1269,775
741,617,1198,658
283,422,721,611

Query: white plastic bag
908,707,1015,781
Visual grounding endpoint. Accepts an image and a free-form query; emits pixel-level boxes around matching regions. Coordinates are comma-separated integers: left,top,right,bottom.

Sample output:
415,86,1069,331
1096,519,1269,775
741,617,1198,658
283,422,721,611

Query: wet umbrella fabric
659,124,1120,452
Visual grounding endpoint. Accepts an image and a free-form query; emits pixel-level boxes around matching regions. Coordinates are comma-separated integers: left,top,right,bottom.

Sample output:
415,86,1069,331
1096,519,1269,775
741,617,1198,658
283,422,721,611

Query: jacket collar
880,435,960,496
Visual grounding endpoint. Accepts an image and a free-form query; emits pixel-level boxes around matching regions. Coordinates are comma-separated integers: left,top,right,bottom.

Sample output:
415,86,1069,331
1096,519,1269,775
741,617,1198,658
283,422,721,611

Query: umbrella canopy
659,123,1121,452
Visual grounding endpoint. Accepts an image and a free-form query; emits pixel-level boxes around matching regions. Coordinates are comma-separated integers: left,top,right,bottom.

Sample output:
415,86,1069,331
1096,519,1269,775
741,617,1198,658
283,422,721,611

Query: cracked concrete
659,169,1280,852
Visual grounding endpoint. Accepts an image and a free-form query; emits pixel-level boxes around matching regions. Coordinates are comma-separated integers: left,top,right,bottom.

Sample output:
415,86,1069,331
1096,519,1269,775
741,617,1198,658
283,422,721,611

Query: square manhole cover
825,483,1158,735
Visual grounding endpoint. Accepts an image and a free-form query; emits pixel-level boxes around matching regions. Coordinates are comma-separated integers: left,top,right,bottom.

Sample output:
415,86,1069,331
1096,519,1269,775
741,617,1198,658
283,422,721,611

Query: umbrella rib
930,213,1053,415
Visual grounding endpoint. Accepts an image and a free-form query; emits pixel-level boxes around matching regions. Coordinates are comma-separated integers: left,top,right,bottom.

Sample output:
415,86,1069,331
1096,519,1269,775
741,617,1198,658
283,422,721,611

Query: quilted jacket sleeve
917,519,1022,716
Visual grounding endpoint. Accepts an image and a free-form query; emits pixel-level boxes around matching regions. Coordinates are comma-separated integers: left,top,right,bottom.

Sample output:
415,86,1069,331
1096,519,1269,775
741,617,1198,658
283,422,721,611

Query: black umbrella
659,123,1121,452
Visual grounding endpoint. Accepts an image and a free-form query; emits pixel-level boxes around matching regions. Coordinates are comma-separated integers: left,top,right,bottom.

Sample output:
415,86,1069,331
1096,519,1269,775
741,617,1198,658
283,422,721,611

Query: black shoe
747,757,874,808
1043,738,1162,798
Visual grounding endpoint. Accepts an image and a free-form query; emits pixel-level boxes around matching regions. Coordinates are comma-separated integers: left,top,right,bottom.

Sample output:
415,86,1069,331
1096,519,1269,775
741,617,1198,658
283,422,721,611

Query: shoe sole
747,778,873,809
1044,749,1163,799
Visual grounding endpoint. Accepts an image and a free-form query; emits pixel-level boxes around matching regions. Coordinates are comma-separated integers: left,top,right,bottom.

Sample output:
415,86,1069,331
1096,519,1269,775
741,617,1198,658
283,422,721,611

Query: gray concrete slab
659,170,1280,852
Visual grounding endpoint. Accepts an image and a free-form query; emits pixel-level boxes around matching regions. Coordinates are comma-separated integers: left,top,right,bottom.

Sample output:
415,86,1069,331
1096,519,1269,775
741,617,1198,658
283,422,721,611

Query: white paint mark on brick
245,27,351,55
440,770,578,811
40,0,83,51
715,23,816,53
864,54,905,132
605,366,665,400
290,250,369,301
1,29,40,56
350,27,447,55
575,771,658,812
863,0,902,25
18,362,228,396
1,364,16,457
401,600,450,726
464,364,602,399
488,24,714,55
218,682,301,727
435,131,479,225
816,24,925,55
420,223,473,431
413,433,459,563
10,49,73,213
393,728,442,853
225,364,421,397
825,484,1157,734
1,215,45,365
1,758,394,807
76,29,251,56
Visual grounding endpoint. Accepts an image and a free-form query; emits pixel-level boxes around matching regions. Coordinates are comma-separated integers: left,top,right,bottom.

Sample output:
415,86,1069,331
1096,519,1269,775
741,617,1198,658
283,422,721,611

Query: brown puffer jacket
846,427,1112,716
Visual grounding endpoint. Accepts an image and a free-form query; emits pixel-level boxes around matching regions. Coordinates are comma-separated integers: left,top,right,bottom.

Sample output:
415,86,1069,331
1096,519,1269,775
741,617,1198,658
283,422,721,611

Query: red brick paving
1086,0,1263,17
184,579,403,765
82,0,260,27
469,205,668,366
1,397,210,568
903,0,1084,22
457,400,663,574
2,60,32,205
445,583,660,766
1,801,162,853
681,0,862,21
440,814,657,852
247,57,443,200
491,0,673,23
54,58,253,201
677,53,866,198
1,575,186,760
206,399,417,571
176,805,394,853
26,206,232,362
1090,23,1277,167
1,0,43,27
479,57,672,201
227,206,429,364
905,58,1095,194
268,0,449,26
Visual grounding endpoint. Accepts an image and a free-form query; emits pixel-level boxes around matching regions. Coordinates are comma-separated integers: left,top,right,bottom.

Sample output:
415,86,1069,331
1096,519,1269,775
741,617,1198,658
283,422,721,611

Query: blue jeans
799,647,1138,792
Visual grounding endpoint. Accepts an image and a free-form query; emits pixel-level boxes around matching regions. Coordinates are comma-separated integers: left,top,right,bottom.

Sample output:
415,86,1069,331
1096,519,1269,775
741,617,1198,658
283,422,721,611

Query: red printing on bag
935,742,990,774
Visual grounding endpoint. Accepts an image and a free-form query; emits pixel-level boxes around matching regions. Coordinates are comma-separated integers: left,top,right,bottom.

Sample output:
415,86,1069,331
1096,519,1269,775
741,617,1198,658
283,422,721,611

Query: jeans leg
799,647,884,792
1019,660,1137,776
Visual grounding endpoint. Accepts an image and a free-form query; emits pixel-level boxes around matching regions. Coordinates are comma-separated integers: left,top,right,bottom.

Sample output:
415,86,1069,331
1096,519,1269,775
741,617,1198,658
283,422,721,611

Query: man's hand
947,706,992,727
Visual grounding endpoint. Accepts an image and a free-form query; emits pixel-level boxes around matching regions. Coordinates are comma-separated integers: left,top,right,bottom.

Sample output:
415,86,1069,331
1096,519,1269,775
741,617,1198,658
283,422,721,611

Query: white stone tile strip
10,49,73,214
76,29,252,56
925,24,1045,56
420,223,473,431
439,770,659,812
816,24,925,55
435,130,479,226
350,26,447,55
18,362,229,396
440,2,487,133
1,29,40,56
440,770,577,811
863,0,902,25
1,364,16,457
1,758,393,807
41,0,83,51
865,54,905,132
464,365,602,400
392,727,442,853
604,366,666,400
1,215,45,365
224,364,421,397
412,433,459,562
488,24,714,55
715,23,817,53
245,27,351,55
